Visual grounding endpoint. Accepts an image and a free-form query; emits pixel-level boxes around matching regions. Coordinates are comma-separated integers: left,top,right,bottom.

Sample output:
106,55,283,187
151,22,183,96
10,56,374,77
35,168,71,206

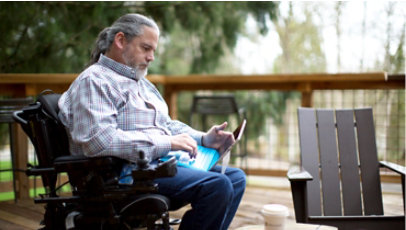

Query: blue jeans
154,165,246,230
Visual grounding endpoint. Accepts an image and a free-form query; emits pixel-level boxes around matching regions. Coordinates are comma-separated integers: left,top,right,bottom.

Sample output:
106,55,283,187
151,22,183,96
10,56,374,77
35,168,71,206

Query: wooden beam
163,86,178,119
11,124,29,200
0,72,403,100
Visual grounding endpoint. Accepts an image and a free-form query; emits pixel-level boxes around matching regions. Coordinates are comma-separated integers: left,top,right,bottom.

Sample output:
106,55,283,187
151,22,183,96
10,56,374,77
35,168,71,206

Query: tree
144,2,279,74
383,2,395,72
0,1,279,74
334,1,344,72
390,24,405,73
197,2,328,157
360,2,367,71
270,2,326,159
0,2,125,73
382,2,405,163
272,2,326,73
240,2,327,147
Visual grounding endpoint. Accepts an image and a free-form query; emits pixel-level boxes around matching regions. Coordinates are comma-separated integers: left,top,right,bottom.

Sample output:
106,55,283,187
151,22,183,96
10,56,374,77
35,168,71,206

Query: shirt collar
98,54,140,81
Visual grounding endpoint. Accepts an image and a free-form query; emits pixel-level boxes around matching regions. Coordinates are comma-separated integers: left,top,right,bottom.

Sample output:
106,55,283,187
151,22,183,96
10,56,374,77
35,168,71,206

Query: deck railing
0,72,404,200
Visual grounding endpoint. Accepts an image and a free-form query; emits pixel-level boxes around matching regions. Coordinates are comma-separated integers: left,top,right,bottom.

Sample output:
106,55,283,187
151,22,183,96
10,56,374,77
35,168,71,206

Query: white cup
261,204,289,230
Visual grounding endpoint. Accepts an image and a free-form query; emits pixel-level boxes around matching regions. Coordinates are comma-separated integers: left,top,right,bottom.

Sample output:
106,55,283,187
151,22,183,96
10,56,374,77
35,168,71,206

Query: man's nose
146,52,154,62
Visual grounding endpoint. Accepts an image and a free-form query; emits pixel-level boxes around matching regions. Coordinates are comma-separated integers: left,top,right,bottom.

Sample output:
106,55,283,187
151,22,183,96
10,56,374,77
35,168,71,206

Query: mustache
137,63,148,69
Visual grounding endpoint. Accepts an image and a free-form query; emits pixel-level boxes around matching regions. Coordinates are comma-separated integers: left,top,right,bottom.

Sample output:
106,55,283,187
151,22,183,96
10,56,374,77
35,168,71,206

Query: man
58,13,246,230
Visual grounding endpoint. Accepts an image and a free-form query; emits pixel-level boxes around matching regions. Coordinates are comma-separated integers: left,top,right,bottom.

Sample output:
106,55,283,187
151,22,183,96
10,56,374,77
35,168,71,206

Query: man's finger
216,122,228,132
190,148,197,158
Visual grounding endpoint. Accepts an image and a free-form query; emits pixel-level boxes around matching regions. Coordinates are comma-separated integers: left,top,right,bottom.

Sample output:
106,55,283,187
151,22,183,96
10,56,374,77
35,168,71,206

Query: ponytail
89,27,113,65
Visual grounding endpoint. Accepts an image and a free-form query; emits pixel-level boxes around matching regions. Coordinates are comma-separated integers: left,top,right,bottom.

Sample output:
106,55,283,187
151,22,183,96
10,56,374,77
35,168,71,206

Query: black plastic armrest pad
380,161,406,176
54,155,124,172
26,167,56,176
287,166,313,181
54,155,90,163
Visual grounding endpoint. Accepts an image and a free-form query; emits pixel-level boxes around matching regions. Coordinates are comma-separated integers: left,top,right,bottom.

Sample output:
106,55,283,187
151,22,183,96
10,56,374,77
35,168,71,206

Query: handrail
1,72,402,87
1,72,403,117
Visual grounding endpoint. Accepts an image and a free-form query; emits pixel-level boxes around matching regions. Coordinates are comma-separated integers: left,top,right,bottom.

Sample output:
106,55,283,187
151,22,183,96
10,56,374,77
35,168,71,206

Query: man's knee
206,174,234,201
228,167,247,187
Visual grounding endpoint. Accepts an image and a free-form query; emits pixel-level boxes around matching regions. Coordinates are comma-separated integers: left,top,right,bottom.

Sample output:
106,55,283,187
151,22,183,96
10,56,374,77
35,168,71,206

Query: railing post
300,83,313,107
164,86,178,119
11,124,30,200
301,91,313,107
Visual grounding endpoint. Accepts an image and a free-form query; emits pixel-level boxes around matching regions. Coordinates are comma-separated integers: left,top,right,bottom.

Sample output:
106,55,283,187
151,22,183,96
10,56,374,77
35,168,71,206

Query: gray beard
136,67,148,79
122,53,148,79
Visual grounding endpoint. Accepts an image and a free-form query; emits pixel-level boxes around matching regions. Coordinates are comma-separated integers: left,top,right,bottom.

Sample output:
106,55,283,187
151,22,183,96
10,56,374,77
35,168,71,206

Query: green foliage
146,1,279,74
387,91,405,164
230,3,327,144
389,24,405,74
272,3,326,73
0,2,126,73
0,124,8,146
0,1,279,74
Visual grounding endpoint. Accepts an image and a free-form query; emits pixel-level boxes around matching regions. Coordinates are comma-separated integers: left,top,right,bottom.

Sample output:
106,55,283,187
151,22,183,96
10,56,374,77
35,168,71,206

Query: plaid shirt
58,54,203,162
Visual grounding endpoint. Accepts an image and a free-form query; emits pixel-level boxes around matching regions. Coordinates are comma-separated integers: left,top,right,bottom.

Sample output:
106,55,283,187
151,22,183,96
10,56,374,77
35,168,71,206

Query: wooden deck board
0,210,40,230
0,219,30,230
0,177,403,230
0,201,44,221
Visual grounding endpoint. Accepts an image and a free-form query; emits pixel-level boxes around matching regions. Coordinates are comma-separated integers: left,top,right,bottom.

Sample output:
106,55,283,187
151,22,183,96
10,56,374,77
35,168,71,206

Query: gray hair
89,13,160,65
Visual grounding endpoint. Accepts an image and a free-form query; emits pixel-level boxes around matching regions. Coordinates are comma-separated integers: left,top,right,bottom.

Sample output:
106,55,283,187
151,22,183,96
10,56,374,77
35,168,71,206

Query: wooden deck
0,176,403,230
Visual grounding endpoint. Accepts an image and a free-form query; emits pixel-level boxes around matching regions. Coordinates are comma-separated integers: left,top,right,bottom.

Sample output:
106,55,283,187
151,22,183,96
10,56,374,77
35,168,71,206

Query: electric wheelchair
13,91,185,230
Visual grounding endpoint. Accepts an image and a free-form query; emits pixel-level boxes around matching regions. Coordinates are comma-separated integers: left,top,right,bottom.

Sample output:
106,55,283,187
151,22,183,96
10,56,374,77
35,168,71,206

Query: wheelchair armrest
156,157,177,177
54,155,124,172
131,156,177,181
13,110,28,126
380,161,406,176
287,166,313,182
26,166,55,176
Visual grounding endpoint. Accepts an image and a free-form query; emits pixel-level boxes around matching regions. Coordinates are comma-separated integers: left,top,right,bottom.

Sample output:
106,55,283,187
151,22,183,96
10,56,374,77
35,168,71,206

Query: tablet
161,119,247,171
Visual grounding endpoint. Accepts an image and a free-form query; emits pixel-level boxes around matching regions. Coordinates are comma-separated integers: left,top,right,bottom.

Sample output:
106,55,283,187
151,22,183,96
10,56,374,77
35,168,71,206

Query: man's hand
169,134,198,158
202,122,235,154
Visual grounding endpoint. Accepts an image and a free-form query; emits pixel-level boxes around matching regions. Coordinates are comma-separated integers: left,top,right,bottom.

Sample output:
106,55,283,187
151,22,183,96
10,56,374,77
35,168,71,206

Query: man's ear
113,32,126,50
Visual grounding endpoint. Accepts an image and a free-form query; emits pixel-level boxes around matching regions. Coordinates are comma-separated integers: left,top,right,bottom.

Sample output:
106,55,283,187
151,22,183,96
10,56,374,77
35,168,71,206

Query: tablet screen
233,119,246,141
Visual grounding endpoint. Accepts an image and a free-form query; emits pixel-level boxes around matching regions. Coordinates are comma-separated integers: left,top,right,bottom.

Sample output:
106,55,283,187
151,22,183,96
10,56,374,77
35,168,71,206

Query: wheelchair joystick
136,151,149,169
131,151,177,192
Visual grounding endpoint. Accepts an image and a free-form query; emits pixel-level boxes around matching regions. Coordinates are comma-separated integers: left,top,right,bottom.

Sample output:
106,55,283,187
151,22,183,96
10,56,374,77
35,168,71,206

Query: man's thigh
155,166,220,200
154,166,243,202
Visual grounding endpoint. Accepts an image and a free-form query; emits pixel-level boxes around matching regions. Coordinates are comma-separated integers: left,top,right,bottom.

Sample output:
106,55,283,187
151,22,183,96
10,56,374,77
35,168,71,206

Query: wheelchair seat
13,90,182,230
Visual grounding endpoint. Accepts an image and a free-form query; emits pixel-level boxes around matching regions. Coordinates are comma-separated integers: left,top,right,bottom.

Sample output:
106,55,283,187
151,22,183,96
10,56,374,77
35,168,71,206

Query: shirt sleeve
165,119,205,145
67,76,171,162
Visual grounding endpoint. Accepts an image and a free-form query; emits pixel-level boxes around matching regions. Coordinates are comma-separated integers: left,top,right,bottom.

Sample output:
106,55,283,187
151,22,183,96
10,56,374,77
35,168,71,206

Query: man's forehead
138,26,158,47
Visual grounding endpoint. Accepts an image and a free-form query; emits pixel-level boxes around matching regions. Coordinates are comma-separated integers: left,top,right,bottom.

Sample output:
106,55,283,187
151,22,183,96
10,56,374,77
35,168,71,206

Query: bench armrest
380,161,406,176
287,166,313,223
287,166,313,182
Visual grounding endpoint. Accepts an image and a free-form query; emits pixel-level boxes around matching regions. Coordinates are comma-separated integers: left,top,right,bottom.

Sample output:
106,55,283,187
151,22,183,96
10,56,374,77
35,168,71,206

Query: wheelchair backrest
13,92,70,169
